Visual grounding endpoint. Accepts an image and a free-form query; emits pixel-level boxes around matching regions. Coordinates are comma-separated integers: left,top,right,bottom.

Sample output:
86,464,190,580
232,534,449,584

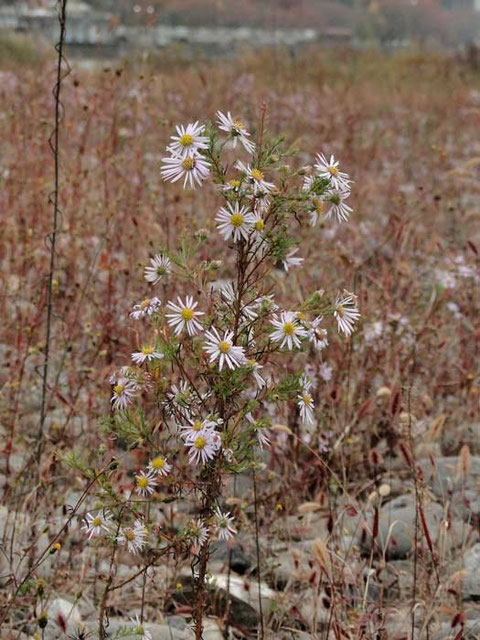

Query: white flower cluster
303,153,353,225
81,510,149,555
97,113,363,563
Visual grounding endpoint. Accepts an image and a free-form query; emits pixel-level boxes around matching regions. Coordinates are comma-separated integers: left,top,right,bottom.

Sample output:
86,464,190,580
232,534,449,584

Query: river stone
358,494,444,560
43,598,84,640
462,543,480,601
264,546,312,590
441,423,480,456
89,618,194,639
209,539,252,575
172,573,275,630
420,456,480,522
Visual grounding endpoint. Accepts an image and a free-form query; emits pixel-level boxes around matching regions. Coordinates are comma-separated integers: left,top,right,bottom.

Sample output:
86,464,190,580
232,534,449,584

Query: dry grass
1,47,479,638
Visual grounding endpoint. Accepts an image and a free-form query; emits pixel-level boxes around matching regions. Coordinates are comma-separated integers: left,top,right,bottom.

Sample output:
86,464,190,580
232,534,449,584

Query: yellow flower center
230,213,244,227
248,359,256,367
125,530,135,541
194,436,206,450
182,157,195,170
297,312,306,320
283,322,295,335
233,119,244,130
179,133,194,147
254,219,264,231
141,346,153,355
137,476,148,489
219,341,231,353
140,298,151,309
181,307,194,321
92,516,102,527
192,420,203,431
329,165,339,177
303,394,312,406
113,384,124,395
151,457,165,469
314,200,325,214
229,179,240,188
336,306,345,317
251,168,264,181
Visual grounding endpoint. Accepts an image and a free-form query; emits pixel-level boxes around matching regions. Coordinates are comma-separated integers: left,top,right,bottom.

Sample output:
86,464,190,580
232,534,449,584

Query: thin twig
37,0,69,466
252,467,265,640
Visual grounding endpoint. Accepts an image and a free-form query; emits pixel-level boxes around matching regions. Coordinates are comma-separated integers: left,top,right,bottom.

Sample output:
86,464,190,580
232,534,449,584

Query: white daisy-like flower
82,510,112,540
166,121,209,158
144,254,171,284
213,506,237,541
147,455,172,477
309,196,328,227
215,201,256,243
161,153,210,189
314,153,350,190
256,428,271,449
246,412,271,448
282,248,303,272
188,518,209,547
248,359,266,388
334,291,360,337
165,381,192,417
222,178,243,194
130,615,153,640
325,187,353,223
270,311,308,350
117,519,148,554
135,470,157,497
302,174,315,192
236,161,275,195
204,327,247,371
319,362,333,382
216,110,256,154
131,346,164,365
130,297,162,320
186,429,221,465
298,390,315,425
180,417,219,443
165,295,204,336
111,377,138,411
251,214,266,236
300,374,314,393
308,316,329,351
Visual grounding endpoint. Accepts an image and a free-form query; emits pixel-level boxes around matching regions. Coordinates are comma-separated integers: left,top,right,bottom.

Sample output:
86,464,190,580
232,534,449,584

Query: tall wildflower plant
87,109,359,638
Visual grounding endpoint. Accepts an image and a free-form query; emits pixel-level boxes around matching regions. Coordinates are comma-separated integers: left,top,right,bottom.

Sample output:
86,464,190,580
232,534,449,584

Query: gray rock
295,591,331,632
442,423,480,456
358,491,475,560
172,573,275,630
433,619,480,639
358,494,444,560
420,456,480,522
88,616,222,639
43,598,84,640
89,618,194,639
463,544,480,601
210,539,252,575
264,546,312,590
384,606,421,638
